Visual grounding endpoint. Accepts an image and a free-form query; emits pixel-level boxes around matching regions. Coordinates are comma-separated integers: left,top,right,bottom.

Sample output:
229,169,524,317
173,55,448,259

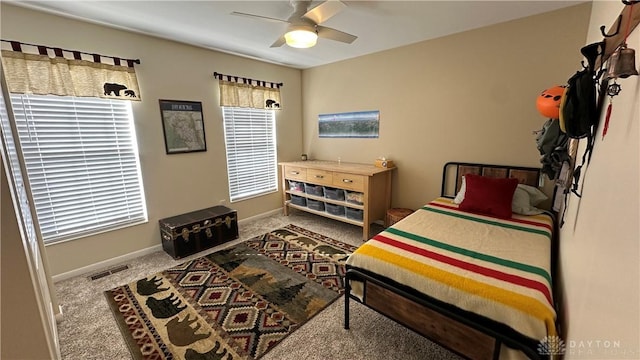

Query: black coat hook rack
622,0,640,5
601,15,622,37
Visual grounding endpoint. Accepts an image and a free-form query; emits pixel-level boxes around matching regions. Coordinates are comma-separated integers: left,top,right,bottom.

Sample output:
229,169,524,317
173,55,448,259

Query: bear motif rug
105,224,358,360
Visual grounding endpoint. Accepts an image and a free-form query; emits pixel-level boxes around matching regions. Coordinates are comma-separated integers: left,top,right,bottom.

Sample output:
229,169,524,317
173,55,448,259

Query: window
222,107,277,202
9,94,147,244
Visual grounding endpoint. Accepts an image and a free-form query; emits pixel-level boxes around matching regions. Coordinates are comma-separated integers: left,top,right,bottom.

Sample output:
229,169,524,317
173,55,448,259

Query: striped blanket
346,197,556,343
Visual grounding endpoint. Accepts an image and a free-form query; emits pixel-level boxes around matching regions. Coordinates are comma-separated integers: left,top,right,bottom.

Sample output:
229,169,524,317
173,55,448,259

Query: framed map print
159,100,207,154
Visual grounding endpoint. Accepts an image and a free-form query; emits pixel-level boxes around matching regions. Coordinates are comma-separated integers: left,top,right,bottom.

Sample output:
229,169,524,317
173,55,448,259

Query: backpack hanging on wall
559,41,607,197
560,69,597,139
560,41,604,138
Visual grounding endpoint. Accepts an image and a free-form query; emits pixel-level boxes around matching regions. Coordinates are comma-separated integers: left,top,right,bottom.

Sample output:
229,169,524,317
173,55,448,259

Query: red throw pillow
458,174,519,219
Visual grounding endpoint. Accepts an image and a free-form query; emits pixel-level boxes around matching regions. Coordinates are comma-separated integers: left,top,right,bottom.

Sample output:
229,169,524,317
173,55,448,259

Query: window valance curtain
1,42,142,101
215,72,282,110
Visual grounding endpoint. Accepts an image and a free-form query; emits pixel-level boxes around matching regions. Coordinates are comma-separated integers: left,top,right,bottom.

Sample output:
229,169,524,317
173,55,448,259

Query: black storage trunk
159,205,239,259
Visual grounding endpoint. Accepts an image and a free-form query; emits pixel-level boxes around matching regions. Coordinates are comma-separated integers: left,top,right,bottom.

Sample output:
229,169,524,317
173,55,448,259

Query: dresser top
279,160,394,176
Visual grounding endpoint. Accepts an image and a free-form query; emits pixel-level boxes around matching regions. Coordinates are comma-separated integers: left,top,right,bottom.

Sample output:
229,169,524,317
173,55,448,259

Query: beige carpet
55,210,463,360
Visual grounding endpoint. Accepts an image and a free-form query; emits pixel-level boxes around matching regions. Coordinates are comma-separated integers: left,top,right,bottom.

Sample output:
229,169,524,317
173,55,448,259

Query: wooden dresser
279,160,394,240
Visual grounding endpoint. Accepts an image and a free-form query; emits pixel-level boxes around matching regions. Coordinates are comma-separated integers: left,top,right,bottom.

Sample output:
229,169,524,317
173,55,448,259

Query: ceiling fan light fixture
284,29,318,48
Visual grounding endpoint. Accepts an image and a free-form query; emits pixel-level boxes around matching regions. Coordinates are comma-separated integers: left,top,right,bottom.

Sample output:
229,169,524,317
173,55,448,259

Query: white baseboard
238,208,282,224
52,244,162,283
51,207,284,283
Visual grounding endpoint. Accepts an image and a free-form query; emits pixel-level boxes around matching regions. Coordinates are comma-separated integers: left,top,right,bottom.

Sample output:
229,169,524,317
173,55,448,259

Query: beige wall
559,1,640,358
302,4,592,210
1,4,303,276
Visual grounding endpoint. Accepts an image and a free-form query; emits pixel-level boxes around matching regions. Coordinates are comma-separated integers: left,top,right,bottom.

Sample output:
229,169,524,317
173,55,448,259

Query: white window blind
222,107,277,202
1,85,39,253
9,93,147,244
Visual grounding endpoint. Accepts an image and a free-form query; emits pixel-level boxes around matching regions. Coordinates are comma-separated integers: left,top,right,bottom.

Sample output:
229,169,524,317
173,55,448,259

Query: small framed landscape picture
159,99,207,154
318,110,380,138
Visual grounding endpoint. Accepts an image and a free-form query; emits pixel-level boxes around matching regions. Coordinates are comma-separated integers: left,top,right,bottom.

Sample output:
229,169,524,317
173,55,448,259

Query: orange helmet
536,86,565,119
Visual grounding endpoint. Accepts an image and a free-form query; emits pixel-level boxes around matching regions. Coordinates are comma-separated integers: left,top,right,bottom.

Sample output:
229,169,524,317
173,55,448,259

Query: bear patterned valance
0,40,141,101
214,72,282,110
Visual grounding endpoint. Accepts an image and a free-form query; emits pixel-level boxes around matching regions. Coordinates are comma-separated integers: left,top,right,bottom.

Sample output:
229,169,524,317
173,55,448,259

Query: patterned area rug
105,224,358,360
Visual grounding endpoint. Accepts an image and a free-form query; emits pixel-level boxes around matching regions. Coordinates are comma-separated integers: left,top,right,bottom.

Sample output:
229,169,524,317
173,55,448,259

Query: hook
622,0,640,5
600,15,622,37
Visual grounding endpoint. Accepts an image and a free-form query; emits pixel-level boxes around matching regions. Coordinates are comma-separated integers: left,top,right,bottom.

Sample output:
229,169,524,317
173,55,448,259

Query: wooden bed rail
345,267,546,360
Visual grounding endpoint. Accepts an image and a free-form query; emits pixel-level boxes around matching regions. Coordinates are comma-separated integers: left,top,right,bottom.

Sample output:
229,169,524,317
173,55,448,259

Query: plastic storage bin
346,190,364,205
288,180,305,192
290,195,307,207
323,186,345,201
304,183,324,197
325,203,346,216
307,198,326,211
346,207,364,221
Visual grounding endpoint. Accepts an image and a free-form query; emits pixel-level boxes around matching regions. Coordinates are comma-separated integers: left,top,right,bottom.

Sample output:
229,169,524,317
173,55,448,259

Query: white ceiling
8,0,587,69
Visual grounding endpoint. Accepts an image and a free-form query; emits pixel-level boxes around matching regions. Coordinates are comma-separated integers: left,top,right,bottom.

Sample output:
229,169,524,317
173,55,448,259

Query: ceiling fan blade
303,0,346,25
270,36,286,48
231,11,289,24
316,25,357,44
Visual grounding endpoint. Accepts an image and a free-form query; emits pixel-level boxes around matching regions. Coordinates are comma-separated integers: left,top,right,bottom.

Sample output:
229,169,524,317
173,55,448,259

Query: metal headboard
440,162,543,198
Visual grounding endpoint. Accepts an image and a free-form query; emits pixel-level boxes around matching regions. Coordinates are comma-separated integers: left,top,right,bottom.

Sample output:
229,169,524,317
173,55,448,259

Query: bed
344,162,560,360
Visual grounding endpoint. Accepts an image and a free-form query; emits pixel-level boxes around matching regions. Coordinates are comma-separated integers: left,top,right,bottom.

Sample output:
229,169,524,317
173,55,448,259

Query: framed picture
159,99,207,154
318,110,379,138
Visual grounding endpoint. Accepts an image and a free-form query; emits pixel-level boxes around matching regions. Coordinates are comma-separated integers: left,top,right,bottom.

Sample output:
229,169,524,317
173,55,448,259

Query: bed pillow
453,176,466,204
454,179,547,208
517,184,548,205
512,184,548,215
458,174,519,219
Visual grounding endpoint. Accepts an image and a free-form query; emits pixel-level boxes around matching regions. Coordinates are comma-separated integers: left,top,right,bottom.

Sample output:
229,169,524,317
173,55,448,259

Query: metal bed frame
344,162,560,360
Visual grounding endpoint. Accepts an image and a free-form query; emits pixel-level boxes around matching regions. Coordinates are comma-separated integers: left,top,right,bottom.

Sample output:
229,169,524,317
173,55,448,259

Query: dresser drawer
307,169,333,186
332,171,365,191
284,166,307,181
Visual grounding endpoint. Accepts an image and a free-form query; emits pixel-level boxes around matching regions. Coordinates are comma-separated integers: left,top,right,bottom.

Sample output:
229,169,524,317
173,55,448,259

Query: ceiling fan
231,0,358,48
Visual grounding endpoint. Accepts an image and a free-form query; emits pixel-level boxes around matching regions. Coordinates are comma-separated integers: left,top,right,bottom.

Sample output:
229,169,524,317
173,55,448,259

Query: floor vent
88,264,129,281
